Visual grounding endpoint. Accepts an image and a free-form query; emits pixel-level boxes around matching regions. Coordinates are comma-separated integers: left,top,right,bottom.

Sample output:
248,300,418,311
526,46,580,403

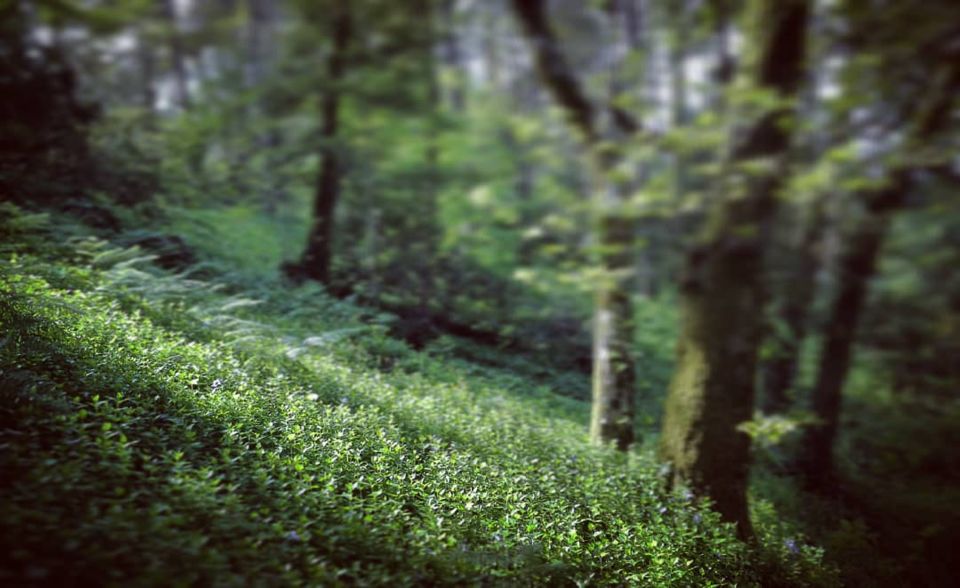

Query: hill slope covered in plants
0,208,832,586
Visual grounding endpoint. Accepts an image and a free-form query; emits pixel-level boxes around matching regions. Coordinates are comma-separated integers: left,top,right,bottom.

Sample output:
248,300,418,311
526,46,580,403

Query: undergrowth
0,206,836,586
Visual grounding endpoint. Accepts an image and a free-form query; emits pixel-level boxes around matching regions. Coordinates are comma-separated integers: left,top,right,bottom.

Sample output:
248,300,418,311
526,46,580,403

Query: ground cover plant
3,0,959,584
0,211,832,586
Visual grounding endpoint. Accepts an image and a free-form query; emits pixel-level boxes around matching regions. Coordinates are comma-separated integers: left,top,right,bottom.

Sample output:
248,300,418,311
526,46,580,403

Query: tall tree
797,57,960,486
760,196,827,413
287,0,352,284
511,0,643,450
658,0,810,539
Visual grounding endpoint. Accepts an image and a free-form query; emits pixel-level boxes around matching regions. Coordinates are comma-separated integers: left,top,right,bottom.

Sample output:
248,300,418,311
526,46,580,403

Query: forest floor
1,204,956,586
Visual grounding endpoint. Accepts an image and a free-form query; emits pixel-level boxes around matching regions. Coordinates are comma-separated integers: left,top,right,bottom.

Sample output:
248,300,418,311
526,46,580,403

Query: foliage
0,210,831,586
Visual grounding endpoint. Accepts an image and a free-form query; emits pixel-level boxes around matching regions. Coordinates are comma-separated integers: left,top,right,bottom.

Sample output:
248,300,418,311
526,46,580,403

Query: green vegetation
3,0,959,585
1,209,829,585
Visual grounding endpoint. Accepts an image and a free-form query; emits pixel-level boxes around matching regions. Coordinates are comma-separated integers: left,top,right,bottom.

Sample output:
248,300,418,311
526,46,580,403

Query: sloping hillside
0,209,832,586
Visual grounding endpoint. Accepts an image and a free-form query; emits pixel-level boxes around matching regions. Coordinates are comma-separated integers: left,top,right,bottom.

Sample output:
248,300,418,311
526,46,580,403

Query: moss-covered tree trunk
291,1,351,284
659,0,809,539
511,0,642,450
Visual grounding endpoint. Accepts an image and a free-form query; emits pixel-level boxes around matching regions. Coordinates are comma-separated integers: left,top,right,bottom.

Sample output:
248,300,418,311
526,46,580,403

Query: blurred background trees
2,0,959,583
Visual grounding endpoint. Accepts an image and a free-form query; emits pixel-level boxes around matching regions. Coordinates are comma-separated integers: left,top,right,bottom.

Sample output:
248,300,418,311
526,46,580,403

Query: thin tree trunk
795,190,900,484
761,199,826,413
591,211,637,450
136,25,157,119
659,0,810,539
418,0,442,317
293,1,351,284
439,0,465,111
709,0,735,103
160,0,191,110
667,2,689,199
245,0,285,215
511,0,643,451
797,59,959,487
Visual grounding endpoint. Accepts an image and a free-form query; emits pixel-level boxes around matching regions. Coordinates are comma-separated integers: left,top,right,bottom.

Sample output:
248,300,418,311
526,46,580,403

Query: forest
1,0,958,585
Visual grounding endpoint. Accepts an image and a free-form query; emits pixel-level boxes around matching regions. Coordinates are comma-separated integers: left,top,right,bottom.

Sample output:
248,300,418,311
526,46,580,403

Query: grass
0,207,834,586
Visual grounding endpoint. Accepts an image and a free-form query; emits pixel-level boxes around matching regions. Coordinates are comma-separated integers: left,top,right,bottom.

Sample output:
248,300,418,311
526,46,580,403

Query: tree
285,0,351,284
760,195,827,414
511,0,643,450
797,56,960,486
159,0,191,110
658,0,810,538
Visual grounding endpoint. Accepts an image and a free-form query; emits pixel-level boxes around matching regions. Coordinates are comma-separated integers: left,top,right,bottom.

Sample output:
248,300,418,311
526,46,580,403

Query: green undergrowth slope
0,209,835,586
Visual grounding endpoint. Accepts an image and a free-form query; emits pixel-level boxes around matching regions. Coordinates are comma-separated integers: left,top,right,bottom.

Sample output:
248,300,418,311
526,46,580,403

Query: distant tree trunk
245,0,286,215
590,208,637,450
159,0,191,110
797,60,959,487
709,0,736,103
136,25,157,118
667,1,689,199
511,0,643,451
659,0,809,539
439,0,465,112
795,187,901,484
761,198,826,413
289,1,351,284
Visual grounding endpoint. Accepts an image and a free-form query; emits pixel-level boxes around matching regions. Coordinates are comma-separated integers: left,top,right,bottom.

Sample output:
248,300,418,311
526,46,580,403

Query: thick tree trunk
511,0,642,450
761,200,826,413
293,2,351,284
659,0,809,539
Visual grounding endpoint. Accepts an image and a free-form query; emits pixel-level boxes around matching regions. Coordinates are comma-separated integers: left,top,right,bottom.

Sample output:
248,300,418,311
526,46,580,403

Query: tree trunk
667,2,689,199
511,0,642,450
439,0,465,111
136,27,157,116
159,0,191,110
245,0,285,215
292,1,351,284
659,0,810,540
590,211,637,450
761,199,826,413
797,59,959,487
795,190,899,484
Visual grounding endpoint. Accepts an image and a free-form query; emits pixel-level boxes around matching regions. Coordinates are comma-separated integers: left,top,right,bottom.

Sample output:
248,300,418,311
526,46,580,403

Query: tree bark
797,59,959,487
795,188,900,484
511,0,642,450
659,0,809,540
291,1,351,284
761,199,826,413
